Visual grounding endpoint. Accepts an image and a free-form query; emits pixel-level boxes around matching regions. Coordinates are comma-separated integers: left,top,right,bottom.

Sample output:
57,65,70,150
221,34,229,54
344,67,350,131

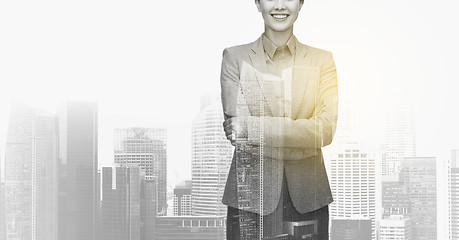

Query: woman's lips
271,14,289,20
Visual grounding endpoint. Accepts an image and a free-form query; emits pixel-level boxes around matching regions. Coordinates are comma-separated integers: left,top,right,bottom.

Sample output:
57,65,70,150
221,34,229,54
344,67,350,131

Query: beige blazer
220,35,338,215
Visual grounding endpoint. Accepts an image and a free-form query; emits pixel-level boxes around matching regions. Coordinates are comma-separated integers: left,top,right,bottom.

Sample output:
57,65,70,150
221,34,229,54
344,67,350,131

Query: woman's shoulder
222,42,253,59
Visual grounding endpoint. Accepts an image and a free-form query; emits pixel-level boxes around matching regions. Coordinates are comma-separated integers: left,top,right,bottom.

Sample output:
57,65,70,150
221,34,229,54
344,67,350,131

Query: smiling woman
220,0,338,239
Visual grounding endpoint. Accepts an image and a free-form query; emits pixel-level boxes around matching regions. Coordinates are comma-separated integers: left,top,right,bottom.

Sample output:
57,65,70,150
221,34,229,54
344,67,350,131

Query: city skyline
0,94,455,239
2,1,459,188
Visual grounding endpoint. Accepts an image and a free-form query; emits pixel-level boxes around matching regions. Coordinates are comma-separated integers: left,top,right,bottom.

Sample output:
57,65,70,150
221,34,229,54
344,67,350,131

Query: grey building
382,100,416,176
100,167,156,240
4,105,58,240
381,157,436,240
382,173,410,217
402,157,436,240
58,102,98,240
173,180,191,216
114,127,167,215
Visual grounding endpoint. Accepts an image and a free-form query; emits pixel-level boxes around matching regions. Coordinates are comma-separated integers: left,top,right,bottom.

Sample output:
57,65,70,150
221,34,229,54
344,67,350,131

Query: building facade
191,94,232,216
58,102,98,240
329,141,376,239
4,105,58,240
331,218,372,240
402,157,436,240
173,180,192,216
381,157,436,240
382,101,416,176
378,215,412,240
114,127,167,215
155,216,226,240
100,167,156,240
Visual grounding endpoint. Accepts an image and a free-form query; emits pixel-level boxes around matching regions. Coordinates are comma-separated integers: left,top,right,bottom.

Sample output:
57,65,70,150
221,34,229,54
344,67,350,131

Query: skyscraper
100,167,156,240
4,105,58,240
58,102,98,240
101,167,141,240
114,127,167,215
381,173,410,217
173,180,192,216
382,101,416,176
402,157,436,240
381,157,436,240
191,93,233,216
449,150,459,240
329,141,376,239
327,100,377,239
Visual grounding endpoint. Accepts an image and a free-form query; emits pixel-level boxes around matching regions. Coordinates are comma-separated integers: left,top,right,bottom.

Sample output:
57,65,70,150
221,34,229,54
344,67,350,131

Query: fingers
223,118,235,138
227,132,236,146
222,117,240,146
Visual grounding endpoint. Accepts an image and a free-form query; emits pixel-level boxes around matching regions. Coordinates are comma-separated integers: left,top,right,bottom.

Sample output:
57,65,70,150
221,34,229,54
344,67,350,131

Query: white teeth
272,14,288,19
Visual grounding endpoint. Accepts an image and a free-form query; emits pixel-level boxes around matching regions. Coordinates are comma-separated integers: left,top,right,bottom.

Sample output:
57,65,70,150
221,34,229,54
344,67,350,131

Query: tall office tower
330,218,372,240
378,215,412,240
329,141,376,239
142,176,157,240
448,150,459,240
173,180,192,216
100,167,157,240
382,101,416,176
326,100,377,239
402,157,436,240
381,157,436,240
114,127,167,215
191,93,232,216
381,173,410,217
4,105,58,240
58,102,98,240
101,167,141,240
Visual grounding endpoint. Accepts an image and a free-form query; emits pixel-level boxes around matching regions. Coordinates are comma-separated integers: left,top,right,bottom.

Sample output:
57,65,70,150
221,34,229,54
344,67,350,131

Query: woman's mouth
271,14,289,20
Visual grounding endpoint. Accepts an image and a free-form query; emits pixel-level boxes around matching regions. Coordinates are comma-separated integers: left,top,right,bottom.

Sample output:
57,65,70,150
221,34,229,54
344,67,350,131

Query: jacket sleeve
220,48,240,121
246,52,338,149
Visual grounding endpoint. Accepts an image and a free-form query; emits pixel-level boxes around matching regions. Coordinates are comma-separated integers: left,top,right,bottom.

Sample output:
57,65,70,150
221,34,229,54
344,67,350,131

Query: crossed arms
220,48,338,160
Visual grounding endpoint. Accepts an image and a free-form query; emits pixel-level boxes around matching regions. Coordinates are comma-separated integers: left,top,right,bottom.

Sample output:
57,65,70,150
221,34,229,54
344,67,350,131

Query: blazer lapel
248,36,275,116
291,43,310,119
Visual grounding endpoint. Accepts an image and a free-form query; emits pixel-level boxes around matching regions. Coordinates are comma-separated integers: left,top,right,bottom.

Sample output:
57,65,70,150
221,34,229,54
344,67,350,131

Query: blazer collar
248,35,310,118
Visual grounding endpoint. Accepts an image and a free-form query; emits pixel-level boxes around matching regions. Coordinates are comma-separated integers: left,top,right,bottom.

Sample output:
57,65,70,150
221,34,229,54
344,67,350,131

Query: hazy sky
1,1,458,231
